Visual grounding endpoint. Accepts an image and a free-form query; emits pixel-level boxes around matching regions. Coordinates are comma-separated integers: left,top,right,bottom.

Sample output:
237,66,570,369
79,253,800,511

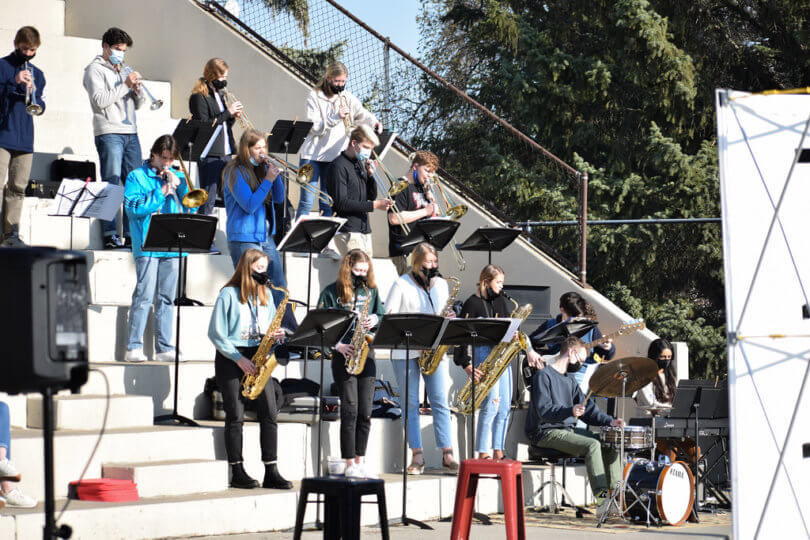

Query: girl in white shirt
296,61,381,222
385,242,459,474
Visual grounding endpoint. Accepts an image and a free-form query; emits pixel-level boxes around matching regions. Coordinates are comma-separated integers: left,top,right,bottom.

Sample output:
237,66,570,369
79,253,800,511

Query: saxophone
241,284,289,400
418,276,461,375
456,298,533,414
345,286,373,375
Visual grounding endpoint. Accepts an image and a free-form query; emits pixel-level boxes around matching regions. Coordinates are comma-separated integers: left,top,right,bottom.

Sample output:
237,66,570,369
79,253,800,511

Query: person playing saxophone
208,248,293,490
385,242,460,474
317,249,384,478
453,264,543,459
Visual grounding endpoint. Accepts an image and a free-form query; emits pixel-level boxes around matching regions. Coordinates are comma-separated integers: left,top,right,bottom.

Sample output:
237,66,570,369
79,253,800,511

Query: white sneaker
359,463,378,479
154,350,185,362
3,488,36,508
318,248,341,261
345,463,365,478
123,349,147,363
0,459,21,482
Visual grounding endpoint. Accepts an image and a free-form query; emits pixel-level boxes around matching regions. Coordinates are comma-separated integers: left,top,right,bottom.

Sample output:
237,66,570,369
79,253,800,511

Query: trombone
367,152,411,235
120,65,163,110
426,172,468,271
262,154,333,209
177,158,209,208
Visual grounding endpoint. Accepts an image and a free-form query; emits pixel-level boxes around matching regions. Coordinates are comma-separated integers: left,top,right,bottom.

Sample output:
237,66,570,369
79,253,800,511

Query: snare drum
622,459,695,526
600,426,653,450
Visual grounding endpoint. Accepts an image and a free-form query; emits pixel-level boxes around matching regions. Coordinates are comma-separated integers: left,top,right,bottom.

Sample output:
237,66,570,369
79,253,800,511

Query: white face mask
109,49,125,65
356,146,372,162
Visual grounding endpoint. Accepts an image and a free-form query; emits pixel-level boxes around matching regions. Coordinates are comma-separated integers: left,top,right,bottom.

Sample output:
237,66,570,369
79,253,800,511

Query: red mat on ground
69,479,139,502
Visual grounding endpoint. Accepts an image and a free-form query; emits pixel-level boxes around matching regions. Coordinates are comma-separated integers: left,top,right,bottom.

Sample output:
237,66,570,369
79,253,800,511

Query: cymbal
588,356,659,397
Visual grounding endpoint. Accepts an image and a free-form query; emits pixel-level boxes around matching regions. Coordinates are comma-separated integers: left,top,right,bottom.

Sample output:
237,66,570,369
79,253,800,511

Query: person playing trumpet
326,125,391,258
221,129,286,287
387,151,440,275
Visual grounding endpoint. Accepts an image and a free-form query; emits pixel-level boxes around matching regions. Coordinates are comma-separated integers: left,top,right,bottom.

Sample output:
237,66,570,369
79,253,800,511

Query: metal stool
527,445,584,515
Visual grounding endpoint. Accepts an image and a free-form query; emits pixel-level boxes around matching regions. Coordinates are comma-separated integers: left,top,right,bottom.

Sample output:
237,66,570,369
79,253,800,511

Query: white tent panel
716,89,810,540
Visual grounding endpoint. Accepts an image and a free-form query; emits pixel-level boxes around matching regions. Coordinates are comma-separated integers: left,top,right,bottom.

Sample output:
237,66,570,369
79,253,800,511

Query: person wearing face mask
316,249,385,478
384,242,459,474
325,125,392,258
387,151,440,275
83,27,144,250
453,264,544,460
188,58,240,218
297,62,382,239
221,129,286,287
208,248,293,490
0,26,45,247
525,336,624,511
122,135,196,363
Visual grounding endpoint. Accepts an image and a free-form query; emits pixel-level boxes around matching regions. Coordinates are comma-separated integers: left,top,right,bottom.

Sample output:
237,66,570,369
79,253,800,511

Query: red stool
450,459,526,540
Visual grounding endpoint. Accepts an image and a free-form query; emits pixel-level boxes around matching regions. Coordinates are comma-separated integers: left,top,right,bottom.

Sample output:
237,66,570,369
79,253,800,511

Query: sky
333,0,422,57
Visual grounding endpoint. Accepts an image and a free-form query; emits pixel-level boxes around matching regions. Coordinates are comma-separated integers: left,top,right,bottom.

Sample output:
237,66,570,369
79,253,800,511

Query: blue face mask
249,157,259,166
109,49,125,65
355,147,371,162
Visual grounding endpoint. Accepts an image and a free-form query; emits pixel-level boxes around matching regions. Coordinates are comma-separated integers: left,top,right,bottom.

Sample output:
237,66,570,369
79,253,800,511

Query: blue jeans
95,133,142,237
295,159,333,219
473,345,512,453
0,401,9,458
228,238,286,288
127,256,179,353
197,156,230,216
392,356,452,450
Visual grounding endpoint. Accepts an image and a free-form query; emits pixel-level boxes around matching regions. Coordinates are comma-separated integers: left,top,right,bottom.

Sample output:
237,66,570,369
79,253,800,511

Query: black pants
215,348,278,463
331,353,376,459
197,156,229,216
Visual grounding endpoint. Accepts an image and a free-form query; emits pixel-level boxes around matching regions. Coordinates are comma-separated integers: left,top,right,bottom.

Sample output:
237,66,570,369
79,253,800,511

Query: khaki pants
392,253,412,276
0,148,32,237
334,232,373,258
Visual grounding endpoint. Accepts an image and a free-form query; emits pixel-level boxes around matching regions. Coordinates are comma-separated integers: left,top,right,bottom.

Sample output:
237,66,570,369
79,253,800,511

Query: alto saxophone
456,298,533,414
241,284,289,400
345,286,373,375
418,276,461,375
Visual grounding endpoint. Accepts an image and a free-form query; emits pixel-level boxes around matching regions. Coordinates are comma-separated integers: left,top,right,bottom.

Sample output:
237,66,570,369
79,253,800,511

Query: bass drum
622,459,695,526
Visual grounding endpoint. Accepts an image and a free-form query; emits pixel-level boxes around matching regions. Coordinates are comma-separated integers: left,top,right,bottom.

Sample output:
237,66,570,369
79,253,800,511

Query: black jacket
188,86,236,158
453,293,513,368
326,152,377,234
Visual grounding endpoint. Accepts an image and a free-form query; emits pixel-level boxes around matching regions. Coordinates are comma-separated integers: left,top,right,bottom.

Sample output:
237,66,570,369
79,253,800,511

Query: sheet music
200,125,222,159
501,318,523,343
51,179,125,221
277,215,347,252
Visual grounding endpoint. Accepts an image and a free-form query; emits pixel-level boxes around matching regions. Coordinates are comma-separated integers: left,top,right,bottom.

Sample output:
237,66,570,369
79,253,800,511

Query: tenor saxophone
455,299,533,414
418,277,460,375
241,284,289,400
345,286,373,375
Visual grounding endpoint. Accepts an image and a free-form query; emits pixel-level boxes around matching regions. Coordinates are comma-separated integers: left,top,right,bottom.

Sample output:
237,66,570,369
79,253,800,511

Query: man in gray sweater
525,336,623,507
83,27,144,249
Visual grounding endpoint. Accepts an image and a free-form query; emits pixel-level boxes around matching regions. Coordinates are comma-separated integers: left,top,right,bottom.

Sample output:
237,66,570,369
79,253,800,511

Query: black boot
263,462,293,490
229,462,259,489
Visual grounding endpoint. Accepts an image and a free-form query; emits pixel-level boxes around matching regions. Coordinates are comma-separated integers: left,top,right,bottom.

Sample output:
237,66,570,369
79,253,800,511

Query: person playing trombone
326,125,391,258
387,151,440,275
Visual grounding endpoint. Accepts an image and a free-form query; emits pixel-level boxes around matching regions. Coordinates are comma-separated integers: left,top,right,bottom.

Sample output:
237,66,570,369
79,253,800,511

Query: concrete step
0,393,29,428
26,394,154,430
102,458,228,498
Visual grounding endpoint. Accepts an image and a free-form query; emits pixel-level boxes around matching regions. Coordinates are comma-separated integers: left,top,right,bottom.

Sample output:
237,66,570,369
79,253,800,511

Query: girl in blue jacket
221,129,286,286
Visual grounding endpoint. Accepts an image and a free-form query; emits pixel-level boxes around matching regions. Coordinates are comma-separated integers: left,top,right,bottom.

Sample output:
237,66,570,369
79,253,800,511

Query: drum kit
587,356,695,528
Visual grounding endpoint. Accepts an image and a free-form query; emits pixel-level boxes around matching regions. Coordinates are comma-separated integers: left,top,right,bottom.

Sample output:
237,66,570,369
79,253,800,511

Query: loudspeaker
0,247,89,394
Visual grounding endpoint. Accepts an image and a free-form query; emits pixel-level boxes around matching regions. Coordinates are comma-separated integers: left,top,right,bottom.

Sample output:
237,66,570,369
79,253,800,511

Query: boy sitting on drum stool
525,336,624,516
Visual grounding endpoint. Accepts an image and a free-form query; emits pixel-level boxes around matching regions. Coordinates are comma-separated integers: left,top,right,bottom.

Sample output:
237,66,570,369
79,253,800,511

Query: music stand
145,214,217,427
524,319,597,385
372,313,446,530
267,120,314,241
399,218,460,251
373,129,397,160
287,308,356,531
456,227,521,265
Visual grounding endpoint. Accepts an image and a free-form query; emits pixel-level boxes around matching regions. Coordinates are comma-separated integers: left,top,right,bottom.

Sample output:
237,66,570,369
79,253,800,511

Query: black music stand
373,129,397,160
287,308,356,531
145,214,217,427
268,120,314,240
373,313,446,530
456,227,521,264
278,217,343,378
399,218,460,251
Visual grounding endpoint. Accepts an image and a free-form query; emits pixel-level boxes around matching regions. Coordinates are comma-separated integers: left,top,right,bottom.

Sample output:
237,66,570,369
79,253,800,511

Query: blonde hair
317,61,348,97
222,129,268,196
410,242,438,274
222,248,270,306
350,125,379,147
478,264,505,297
191,58,229,97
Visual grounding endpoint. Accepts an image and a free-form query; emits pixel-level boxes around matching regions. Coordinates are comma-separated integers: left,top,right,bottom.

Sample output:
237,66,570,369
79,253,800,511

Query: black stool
527,446,585,515
293,477,390,540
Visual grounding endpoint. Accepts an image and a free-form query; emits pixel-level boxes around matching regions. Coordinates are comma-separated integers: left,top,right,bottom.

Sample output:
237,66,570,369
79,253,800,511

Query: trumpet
262,154,334,209
338,93,354,135
23,62,42,116
120,65,163,110
219,89,251,130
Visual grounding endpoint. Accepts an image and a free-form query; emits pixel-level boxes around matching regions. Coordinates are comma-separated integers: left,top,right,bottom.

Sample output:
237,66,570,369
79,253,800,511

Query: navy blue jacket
0,53,46,152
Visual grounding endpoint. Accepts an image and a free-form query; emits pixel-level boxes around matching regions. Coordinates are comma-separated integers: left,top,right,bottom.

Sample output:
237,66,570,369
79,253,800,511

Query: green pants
535,427,621,496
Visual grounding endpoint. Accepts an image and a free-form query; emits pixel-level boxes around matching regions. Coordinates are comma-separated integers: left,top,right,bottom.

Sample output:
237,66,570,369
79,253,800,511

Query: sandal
442,450,459,474
407,450,425,475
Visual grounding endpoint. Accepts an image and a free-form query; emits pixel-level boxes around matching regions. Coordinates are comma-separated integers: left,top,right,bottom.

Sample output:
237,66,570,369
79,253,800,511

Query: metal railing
199,0,590,280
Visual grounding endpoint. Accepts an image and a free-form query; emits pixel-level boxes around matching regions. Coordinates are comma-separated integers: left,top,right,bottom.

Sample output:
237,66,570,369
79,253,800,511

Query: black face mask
328,81,345,94
567,360,583,373
656,358,671,371
252,271,270,286
14,49,35,64
423,266,439,280
351,273,367,289
211,79,227,90
485,286,502,299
